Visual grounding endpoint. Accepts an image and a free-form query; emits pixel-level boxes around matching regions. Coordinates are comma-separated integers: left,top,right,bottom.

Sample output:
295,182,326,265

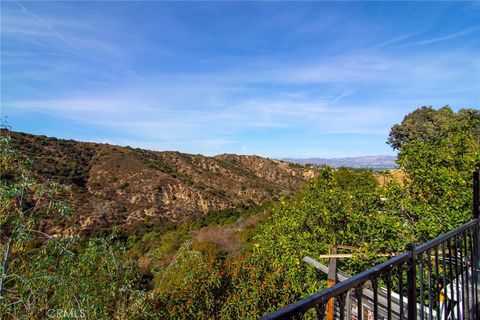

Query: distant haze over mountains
283,155,397,170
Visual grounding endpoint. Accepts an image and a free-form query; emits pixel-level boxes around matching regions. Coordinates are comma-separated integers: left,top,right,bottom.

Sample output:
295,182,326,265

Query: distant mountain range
282,155,397,170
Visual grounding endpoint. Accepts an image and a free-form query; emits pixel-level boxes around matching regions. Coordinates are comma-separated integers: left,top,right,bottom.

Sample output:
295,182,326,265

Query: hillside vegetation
2,130,315,236
0,106,479,319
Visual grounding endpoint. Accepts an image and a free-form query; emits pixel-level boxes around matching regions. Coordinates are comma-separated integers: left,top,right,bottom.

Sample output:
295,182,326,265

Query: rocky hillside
5,130,316,235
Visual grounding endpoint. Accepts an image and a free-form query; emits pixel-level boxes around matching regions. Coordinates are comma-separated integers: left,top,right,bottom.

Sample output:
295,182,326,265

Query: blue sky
1,1,479,158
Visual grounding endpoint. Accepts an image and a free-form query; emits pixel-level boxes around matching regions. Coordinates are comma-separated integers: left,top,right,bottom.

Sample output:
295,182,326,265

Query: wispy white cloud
12,1,78,49
2,2,479,157
2,91,398,144
369,32,417,50
398,27,480,48
334,89,356,102
4,46,477,148
2,3,129,83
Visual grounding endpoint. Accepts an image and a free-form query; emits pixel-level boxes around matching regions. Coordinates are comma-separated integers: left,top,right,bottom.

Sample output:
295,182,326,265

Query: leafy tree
1,132,73,306
216,167,409,318
386,106,480,240
388,106,453,150
1,132,146,319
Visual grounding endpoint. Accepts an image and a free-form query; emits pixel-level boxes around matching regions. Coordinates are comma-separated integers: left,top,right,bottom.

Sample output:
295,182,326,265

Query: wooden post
326,246,337,320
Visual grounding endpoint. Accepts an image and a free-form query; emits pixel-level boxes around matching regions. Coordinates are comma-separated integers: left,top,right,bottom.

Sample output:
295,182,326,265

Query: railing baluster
406,244,417,320
474,171,479,219
426,248,433,320
448,239,454,305
458,232,466,320
398,264,404,320
346,289,353,320
473,224,479,318
419,251,425,320
356,284,363,320
473,171,479,320
338,292,346,320
434,246,441,319
469,229,476,320
261,217,480,320
441,243,448,320
315,302,325,320
462,232,470,319
454,235,461,319
372,277,378,320
294,311,304,320
386,267,392,320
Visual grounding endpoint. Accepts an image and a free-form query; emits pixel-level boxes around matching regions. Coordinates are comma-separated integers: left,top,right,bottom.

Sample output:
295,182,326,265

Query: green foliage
197,202,268,227
199,207,243,227
386,106,480,240
287,162,309,169
144,106,479,318
2,236,146,319
246,168,406,300
2,105,479,319
1,129,96,188
387,106,477,150
0,133,147,319
145,168,408,319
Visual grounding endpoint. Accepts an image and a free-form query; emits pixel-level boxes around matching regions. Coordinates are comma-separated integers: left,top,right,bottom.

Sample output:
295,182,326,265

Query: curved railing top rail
261,252,410,320
262,218,480,320
262,171,480,320
415,219,479,253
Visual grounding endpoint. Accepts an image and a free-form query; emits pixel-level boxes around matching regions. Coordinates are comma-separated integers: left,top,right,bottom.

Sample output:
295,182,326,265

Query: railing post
326,246,337,320
474,171,479,219
406,243,417,320
474,172,480,267
474,171,480,319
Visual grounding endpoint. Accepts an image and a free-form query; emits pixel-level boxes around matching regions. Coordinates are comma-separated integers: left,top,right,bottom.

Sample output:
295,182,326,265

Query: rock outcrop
7,130,316,235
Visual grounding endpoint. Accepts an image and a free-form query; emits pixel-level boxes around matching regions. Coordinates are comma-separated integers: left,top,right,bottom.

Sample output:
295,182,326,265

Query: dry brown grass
376,169,406,187
138,255,154,275
194,225,239,253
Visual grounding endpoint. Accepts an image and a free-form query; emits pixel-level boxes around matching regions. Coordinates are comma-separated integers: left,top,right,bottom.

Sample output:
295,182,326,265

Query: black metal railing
262,173,480,320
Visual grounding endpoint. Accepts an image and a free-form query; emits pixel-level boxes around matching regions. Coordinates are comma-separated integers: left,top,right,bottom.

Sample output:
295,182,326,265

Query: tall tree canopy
386,106,480,240
387,106,479,151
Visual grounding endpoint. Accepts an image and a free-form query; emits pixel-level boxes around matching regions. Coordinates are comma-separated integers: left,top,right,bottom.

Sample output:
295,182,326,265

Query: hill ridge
4,130,316,235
